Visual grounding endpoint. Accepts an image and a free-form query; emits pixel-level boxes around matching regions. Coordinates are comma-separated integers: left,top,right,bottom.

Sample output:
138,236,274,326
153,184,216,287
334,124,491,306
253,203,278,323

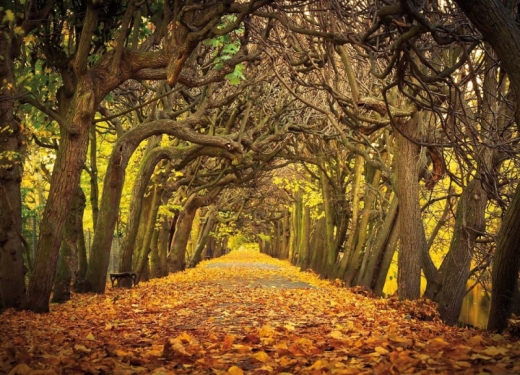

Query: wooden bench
109,272,137,288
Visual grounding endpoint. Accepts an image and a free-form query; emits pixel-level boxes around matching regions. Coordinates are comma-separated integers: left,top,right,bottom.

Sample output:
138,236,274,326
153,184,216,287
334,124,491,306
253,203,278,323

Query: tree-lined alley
3,0,520,336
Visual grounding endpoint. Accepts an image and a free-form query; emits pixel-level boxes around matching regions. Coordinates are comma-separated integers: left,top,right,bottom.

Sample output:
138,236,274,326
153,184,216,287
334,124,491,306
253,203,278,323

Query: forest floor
1,251,520,375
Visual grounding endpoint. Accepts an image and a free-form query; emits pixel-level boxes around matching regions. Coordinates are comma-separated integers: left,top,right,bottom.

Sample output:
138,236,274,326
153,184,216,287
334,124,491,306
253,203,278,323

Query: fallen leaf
429,337,449,348
467,335,486,347
74,344,91,353
228,365,244,375
481,346,509,357
308,359,328,370
252,350,270,362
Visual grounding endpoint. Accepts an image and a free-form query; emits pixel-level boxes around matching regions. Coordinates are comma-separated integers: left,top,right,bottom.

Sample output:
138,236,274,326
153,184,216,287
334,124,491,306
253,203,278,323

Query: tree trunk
290,191,303,264
76,225,88,280
52,186,86,303
169,197,200,272
428,179,487,325
424,49,500,325
158,216,171,277
150,216,169,278
27,73,97,312
359,196,398,290
298,206,310,270
188,205,217,268
168,190,219,272
374,213,400,296
120,142,168,272
344,165,382,286
310,216,327,273
488,184,520,331
396,113,425,300
281,210,290,259
0,34,26,310
320,169,338,277
332,154,363,279
133,163,170,281
89,125,99,230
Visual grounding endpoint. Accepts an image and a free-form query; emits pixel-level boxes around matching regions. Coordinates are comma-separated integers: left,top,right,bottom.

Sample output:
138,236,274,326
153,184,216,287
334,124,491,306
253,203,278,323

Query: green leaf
225,73,241,85
222,43,239,55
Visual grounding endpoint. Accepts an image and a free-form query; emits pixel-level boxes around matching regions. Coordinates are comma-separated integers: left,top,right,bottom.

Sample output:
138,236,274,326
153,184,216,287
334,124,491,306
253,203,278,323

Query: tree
453,0,520,333
0,1,54,309
15,0,280,310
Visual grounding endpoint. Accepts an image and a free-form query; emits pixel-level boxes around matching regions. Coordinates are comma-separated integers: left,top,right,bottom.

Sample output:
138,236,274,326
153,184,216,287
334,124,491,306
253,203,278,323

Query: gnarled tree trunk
0,32,26,310
396,113,425,300
52,186,86,303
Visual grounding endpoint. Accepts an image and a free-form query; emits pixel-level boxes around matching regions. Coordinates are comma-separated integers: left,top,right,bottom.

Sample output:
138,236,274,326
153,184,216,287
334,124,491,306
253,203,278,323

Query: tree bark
150,216,170,278
298,205,311,270
332,154,363,279
27,72,97,312
320,169,338,277
488,185,520,331
374,213,400,296
119,138,162,272
0,33,26,310
344,165,382,286
188,205,217,268
168,190,219,272
310,216,327,273
134,167,170,281
89,125,99,230
430,179,487,325
52,186,86,303
396,113,425,300
359,196,398,290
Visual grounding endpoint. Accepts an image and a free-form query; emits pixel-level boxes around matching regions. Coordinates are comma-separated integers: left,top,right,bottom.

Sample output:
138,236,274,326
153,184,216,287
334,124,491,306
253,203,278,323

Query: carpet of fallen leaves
2,251,520,375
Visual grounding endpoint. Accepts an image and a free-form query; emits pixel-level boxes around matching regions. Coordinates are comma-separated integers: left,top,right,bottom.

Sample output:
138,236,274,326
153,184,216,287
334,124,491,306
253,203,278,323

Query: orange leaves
428,337,450,349
221,334,235,351
251,350,270,362
1,251,520,374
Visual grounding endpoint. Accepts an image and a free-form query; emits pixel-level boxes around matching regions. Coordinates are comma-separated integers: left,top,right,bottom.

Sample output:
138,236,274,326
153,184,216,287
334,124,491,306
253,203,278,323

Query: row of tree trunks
134,163,171,282
344,163,384,287
119,138,163,273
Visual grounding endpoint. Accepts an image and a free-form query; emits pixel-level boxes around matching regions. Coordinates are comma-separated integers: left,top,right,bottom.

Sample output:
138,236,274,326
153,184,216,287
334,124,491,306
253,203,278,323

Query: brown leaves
1,251,520,374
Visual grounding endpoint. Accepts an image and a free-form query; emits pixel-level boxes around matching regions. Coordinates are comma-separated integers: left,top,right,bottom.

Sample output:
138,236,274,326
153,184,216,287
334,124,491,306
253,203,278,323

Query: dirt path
1,251,520,374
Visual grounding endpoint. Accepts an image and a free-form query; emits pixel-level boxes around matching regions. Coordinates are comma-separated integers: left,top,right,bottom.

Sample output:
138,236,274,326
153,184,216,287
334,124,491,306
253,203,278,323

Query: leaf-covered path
2,251,520,374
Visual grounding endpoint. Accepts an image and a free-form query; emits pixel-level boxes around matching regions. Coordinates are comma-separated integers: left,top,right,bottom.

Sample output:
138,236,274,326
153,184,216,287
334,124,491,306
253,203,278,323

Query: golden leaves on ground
1,251,520,374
